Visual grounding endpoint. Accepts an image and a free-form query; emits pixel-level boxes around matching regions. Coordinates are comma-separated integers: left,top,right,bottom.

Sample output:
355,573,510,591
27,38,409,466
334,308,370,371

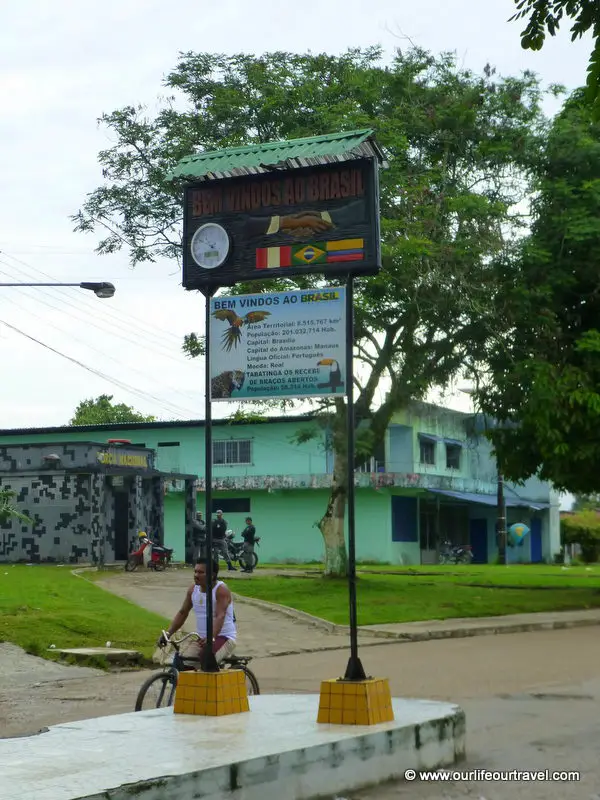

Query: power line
0,284,202,403
0,259,194,368
0,250,190,351
0,318,200,419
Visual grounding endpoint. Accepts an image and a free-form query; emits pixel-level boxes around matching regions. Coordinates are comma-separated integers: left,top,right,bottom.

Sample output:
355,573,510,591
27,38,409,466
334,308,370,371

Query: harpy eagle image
212,309,271,351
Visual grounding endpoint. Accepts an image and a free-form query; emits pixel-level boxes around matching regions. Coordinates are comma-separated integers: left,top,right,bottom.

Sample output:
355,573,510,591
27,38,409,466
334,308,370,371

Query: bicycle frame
159,630,253,671
135,631,259,711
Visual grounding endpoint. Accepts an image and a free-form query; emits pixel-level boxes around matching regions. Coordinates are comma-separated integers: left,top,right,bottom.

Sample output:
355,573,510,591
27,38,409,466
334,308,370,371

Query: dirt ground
2,569,600,799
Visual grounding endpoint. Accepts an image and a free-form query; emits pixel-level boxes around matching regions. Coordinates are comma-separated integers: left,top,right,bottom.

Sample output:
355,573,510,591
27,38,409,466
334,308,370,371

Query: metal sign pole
497,470,508,567
343,274,367,682
201,287,219,673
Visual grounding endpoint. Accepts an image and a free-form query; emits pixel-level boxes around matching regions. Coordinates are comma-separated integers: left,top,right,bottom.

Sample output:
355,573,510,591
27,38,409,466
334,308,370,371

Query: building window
446,444,462,470
419,438,436,465
213,439,252,465
211,498,251,514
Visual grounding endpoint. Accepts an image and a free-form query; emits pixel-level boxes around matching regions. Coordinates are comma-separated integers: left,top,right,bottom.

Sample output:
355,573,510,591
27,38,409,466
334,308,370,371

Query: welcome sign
209,287,346,401
182,161,380,290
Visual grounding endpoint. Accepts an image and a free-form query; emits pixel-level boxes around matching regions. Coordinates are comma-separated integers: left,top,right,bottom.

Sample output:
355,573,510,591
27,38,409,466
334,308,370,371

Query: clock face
190,223,230,269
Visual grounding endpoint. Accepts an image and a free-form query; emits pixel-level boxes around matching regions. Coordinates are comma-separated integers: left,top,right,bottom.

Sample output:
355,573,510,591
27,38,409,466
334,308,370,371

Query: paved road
2,569,599,799
96,569,385,656
96,570,600,799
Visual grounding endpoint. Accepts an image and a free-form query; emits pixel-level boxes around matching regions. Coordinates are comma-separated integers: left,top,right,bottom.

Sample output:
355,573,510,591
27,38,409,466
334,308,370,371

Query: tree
561,509,600,562
74,48,548,575
511,0,600,114
476,90,600,494
70,394,155,426
573,493,600,511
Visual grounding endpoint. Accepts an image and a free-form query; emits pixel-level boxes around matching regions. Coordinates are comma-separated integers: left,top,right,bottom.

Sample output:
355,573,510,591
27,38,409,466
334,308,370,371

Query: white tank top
192,581,236,641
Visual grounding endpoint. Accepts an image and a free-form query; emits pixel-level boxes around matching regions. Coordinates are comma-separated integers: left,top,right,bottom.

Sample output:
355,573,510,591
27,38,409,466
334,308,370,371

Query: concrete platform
0,694,465,800
49,646,142,665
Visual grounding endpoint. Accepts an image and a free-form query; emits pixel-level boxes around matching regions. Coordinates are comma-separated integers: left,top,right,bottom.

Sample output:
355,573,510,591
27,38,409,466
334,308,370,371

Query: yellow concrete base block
173,670,249,716
317,678,395,725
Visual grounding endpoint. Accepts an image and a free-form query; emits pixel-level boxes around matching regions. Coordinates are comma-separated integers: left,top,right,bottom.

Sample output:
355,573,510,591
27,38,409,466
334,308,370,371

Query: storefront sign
209,287,346,401
183,161,380,289
96,450,149,469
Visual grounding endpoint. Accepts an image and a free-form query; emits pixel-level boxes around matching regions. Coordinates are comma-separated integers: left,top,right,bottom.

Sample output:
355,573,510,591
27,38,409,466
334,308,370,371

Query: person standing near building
191,511,206,563
212,509,236,571
240,517,259,574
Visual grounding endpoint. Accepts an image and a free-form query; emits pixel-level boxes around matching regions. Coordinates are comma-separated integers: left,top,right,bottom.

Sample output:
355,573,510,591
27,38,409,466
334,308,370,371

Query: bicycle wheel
135,670,178,711
239,665,260,695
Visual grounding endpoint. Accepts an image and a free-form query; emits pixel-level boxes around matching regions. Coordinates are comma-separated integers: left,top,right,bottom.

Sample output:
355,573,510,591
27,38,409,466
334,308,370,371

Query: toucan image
317,358,344,392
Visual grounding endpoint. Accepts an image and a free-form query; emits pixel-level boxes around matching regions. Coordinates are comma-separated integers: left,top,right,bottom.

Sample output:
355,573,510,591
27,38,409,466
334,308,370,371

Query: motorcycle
225,530,260,570
196,529,260,569
438,540,473,565
126,532,173,572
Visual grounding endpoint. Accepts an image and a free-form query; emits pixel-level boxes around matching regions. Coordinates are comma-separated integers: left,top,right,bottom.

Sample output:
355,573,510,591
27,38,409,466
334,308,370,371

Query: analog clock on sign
190,223,230,269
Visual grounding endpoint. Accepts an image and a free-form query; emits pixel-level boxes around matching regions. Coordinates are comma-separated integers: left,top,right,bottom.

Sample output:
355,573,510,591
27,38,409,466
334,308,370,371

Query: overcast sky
0,0,591,431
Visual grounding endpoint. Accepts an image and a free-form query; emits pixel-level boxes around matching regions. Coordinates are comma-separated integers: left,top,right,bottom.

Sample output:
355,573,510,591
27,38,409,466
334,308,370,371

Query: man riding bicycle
157,557,236,664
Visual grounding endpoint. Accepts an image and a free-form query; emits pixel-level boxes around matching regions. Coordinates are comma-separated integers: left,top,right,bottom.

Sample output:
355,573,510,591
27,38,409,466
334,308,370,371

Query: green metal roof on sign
167,128,386,183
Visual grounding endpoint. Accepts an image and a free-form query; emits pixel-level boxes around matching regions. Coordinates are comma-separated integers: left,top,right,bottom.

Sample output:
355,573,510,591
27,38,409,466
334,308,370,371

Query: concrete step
49,647,142,665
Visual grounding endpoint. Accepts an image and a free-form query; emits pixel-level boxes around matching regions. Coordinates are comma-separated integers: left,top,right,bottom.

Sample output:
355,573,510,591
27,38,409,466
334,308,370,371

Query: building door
419,500,438,564
391,496,418,544
530,517,543,563
114,491,130,560
469,518,488,564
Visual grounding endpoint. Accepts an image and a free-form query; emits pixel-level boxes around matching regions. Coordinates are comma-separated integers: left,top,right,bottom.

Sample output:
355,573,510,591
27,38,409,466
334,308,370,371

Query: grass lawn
237,565,600,626
0,565,169,665
260,562,600,587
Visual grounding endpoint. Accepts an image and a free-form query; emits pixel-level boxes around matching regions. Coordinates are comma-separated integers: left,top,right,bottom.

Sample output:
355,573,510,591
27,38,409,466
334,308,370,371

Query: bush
561,511,600,564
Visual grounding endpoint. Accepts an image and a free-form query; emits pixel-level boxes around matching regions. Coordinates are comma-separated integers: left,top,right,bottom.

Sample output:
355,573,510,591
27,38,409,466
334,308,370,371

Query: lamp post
0,282,116,298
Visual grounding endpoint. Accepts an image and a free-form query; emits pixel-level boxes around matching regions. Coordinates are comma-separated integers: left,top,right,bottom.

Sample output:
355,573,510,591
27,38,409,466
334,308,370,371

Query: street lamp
0,282,116,298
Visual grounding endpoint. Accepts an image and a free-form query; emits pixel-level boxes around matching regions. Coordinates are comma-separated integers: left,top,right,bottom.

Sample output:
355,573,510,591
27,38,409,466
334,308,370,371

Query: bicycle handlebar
160,630,203,649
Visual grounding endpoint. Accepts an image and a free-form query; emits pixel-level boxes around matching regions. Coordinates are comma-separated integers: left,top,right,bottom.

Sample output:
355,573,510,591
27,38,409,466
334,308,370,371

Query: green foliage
476,91,600,493
182,332,205,358
0,489,33,525
511,0,600,115
573,493,600,511
561,510,600,562
70,394,155,426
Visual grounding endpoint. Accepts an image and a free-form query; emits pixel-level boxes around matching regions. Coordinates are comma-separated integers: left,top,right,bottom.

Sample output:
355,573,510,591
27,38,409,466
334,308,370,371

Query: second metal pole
343,274,366,682
497,470,507,567
201,288,219,672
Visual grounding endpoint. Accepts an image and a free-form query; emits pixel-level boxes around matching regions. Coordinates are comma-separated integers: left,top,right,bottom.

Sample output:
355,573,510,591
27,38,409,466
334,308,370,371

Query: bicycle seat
224,655,252,666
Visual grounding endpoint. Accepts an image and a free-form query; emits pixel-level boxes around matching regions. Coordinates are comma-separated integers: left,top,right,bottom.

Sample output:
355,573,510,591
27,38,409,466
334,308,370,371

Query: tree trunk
318,445,349,577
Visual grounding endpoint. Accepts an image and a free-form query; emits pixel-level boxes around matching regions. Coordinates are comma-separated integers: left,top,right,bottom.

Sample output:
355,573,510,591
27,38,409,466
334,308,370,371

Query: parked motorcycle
438,540,473,565
195,529,260,569
126,531,173,572
225,530,260,570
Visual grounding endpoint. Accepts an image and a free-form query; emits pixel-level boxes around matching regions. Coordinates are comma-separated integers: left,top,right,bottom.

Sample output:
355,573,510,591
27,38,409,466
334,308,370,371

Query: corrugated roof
0,414,317,437
168,129,386,183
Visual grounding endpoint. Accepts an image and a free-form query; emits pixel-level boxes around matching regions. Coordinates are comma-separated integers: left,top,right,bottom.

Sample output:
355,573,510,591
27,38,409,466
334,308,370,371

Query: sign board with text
209,287,346,401
183,161,380,290
95,448,152,470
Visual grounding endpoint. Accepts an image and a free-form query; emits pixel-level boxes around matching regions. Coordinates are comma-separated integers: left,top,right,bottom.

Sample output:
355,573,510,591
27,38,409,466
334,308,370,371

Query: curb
232,594,600,644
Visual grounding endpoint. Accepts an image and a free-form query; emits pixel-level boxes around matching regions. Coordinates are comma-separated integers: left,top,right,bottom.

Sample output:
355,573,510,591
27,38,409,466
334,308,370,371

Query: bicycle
134,630,260,712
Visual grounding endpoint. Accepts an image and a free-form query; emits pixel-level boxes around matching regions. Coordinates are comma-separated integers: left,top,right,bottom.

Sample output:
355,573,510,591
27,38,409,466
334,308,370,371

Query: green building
0,402,560,565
